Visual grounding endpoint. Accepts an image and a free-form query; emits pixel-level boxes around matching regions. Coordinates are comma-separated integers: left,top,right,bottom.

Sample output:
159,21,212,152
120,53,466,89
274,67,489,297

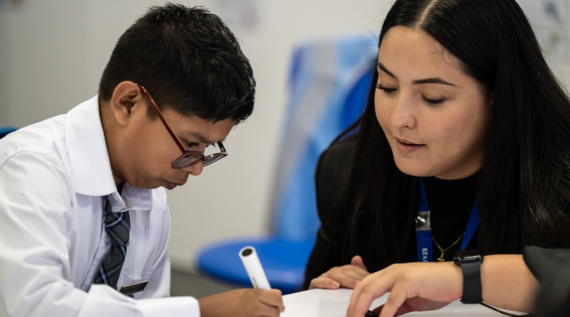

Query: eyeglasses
136,83,228,169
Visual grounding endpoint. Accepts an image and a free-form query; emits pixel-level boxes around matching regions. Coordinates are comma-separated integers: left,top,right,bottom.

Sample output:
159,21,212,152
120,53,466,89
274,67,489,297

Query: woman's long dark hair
336,0,570,269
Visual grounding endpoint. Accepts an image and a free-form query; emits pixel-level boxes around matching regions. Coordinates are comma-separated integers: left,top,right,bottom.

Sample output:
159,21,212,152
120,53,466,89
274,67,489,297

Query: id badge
119,280,148,297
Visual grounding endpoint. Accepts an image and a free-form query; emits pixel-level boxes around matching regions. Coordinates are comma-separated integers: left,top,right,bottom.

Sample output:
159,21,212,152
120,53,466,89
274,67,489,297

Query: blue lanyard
416,178,479,262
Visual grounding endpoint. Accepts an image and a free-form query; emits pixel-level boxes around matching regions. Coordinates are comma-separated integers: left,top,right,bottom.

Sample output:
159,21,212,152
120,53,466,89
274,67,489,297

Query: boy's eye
186,142,215,148
186,141,199,148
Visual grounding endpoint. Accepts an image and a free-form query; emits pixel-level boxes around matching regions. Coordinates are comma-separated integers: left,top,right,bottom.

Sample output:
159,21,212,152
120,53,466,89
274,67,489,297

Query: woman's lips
395,137,425,154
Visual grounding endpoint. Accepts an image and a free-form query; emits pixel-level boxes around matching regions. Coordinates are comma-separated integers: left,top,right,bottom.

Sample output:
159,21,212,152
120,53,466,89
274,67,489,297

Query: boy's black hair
99,3,255,123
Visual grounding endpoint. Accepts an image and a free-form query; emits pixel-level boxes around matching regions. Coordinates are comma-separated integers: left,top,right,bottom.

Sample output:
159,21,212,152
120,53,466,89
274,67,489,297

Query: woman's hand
309,256,370,290
346,262,463,317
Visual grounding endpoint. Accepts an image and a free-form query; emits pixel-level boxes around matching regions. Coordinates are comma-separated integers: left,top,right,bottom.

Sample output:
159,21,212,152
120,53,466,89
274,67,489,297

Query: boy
0,4,283,317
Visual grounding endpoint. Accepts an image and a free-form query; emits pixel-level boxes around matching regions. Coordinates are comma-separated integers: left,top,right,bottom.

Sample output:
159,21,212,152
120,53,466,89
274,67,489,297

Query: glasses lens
172,154,203,169
203,154,225,167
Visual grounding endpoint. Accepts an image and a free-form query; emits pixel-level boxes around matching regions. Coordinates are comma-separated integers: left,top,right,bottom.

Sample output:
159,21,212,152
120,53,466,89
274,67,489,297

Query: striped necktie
93,195,130,289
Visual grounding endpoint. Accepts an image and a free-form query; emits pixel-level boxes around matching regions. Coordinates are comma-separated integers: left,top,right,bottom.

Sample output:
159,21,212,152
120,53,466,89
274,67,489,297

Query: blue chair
0,127,18,140
196,36,377,294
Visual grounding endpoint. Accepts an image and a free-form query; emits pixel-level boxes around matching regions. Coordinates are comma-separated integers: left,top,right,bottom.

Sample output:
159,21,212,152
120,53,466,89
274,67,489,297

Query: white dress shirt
0,96,200,317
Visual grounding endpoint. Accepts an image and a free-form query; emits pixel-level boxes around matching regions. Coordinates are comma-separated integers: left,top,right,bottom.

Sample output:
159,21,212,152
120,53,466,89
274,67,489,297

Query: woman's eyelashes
422,96,446,105
377,84,397,93
377,83,447,105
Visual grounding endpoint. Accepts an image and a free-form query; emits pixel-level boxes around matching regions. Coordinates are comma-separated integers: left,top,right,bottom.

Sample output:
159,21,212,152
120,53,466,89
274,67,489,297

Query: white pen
239,246,271,290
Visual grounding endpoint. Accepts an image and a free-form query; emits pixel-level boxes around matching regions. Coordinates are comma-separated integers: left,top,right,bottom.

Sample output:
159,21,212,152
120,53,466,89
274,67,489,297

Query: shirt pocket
121,270,152,300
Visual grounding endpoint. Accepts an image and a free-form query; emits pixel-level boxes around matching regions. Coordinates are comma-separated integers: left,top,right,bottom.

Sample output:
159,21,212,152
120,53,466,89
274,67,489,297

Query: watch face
455,250,481,262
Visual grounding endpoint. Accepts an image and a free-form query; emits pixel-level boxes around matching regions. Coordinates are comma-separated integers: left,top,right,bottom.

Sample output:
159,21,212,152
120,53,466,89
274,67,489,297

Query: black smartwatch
454,250,483,304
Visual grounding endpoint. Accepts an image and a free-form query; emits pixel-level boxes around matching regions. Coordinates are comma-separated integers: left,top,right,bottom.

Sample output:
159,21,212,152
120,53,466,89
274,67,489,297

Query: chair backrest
0,127,18,140
271,35,377,240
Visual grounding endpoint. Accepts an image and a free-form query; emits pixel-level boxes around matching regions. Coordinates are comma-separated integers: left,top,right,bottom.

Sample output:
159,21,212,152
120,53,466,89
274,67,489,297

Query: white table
281,289,524,316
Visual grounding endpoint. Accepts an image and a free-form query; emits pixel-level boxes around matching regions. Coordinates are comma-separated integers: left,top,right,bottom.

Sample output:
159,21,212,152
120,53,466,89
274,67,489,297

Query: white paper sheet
281,289,525,317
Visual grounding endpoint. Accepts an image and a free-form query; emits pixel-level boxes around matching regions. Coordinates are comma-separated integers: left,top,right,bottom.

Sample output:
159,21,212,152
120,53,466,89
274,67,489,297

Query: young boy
0,4,283,317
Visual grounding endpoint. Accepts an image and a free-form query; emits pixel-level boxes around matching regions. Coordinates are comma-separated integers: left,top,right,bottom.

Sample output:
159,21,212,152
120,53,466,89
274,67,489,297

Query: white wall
0,0,392,271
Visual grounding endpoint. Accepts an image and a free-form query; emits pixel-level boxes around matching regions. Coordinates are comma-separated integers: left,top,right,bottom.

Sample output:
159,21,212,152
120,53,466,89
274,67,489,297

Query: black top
419,174,479,262
524,246,570,315
303,136,480,289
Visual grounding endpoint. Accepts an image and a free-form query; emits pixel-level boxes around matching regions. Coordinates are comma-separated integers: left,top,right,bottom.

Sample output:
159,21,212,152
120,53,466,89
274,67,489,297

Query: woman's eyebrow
378,62,398,80
413,78,456,86
378,62,457,87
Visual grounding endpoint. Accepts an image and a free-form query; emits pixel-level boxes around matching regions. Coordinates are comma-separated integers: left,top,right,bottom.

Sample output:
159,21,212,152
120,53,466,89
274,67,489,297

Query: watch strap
459,256,483,303
454,250,483,304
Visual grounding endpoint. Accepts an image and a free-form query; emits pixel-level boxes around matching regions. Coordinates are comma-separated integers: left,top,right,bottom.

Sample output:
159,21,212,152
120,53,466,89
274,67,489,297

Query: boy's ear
110,81,145,127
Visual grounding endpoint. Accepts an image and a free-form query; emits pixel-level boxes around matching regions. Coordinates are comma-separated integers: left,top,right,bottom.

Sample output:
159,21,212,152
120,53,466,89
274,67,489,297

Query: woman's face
376,26,491,180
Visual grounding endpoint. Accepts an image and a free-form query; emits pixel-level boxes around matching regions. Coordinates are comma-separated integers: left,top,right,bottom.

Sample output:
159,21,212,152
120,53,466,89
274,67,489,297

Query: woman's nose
391,94,417,130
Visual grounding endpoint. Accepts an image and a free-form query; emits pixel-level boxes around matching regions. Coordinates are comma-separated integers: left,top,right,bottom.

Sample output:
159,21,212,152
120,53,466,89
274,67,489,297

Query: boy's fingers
259,299,284,314
259,290,284,310
256,304,281,317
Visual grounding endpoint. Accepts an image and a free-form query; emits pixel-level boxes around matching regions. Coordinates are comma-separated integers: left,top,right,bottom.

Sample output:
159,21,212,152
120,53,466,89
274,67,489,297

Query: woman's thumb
351,255,367,271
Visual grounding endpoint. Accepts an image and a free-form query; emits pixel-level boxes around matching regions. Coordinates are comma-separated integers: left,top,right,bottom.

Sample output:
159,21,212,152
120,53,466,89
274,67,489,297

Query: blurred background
1,0,569,299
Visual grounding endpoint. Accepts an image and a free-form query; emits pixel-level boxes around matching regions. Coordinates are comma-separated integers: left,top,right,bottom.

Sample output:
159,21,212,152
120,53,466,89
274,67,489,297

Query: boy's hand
199,288,284,317
309,256,370,290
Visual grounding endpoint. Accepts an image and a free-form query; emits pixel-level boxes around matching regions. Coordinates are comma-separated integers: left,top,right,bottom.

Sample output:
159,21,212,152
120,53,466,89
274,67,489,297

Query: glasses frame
136,83,228,169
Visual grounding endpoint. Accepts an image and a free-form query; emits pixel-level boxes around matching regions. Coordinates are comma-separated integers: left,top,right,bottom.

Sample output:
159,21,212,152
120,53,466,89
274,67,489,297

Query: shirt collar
65,95,153,211
108,183,153,213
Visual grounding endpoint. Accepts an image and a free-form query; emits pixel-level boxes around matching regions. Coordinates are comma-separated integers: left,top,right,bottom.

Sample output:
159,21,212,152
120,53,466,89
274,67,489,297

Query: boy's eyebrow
378,62,456,87
187,132,225,144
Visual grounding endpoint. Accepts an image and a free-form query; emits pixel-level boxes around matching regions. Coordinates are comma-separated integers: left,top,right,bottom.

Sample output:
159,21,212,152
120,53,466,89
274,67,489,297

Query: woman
304,0,570,315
